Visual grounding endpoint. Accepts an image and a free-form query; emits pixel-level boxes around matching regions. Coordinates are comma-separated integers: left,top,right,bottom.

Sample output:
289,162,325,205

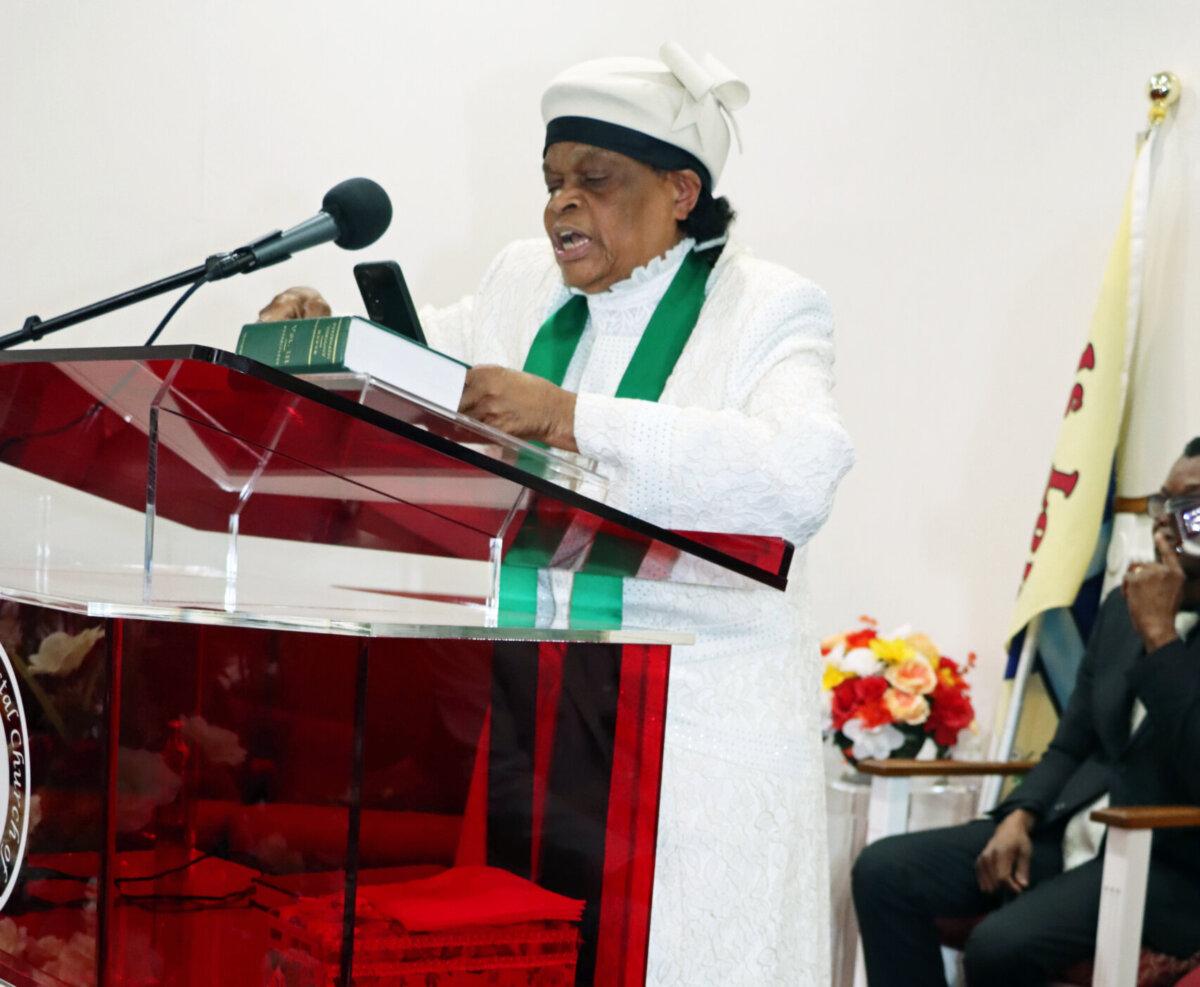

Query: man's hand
975,808,1036,895
258,287,332,322
1122,530,1185,652
458,365,578,452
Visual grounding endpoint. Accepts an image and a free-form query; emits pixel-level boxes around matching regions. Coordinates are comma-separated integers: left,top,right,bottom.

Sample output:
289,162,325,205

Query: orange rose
884,688,930,725
904,632,940,663
885,655,938,695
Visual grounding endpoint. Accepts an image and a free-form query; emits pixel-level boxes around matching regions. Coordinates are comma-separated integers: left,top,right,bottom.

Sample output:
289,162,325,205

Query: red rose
856,692,893,729
924,683,975,747
845,628,878,650
935,656,966,689
832,676,890,730
830,679,858,730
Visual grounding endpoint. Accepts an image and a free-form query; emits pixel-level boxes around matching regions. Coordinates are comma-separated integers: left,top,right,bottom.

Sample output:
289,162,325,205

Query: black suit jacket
996,591,1200,881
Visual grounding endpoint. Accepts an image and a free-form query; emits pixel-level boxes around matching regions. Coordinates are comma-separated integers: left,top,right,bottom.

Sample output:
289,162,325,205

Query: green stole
500,247,711,628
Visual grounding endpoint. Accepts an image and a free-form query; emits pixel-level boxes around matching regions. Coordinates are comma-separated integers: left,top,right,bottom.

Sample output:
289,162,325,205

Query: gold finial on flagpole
1147,72,1181,126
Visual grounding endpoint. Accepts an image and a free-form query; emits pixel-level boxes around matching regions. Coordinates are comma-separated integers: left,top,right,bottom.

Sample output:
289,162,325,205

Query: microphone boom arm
2,176,391,351
0,229,286,351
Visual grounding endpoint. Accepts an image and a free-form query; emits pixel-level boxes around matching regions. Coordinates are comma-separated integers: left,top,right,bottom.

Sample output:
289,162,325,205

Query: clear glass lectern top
0,346,791,634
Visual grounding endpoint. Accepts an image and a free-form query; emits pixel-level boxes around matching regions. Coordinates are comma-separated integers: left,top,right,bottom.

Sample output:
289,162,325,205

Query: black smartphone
353,260,427,345
1176,501,1200,557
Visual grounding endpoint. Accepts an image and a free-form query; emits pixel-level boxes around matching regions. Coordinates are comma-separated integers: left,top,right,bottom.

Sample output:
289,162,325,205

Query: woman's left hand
459,365,578,451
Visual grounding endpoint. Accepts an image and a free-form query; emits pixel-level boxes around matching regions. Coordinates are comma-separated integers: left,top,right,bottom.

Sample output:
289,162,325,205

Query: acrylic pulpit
0,346,791,987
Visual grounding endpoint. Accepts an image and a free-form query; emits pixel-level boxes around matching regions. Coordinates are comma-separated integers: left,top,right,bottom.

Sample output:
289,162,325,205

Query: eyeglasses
1147,493,1200,525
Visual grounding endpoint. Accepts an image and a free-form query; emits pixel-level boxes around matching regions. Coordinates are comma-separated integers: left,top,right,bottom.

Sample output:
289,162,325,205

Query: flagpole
981,612,1043,812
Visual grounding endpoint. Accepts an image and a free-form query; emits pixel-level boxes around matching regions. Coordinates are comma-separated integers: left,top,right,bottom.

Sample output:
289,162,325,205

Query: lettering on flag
1064,344,1094,416
1021,343,1095,584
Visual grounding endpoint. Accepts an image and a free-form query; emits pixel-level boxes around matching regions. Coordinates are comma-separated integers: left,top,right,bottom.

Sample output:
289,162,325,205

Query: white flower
820,689,833,736
43,932,96,986
115,748,180,833
216,656,246,691
843,719,906,761
117,748,181,804
249,831,304,873
115,795,157,835
0,917,27,956
26,934,65,968
840,647,885,678
181,715,247,766
28,627,104,677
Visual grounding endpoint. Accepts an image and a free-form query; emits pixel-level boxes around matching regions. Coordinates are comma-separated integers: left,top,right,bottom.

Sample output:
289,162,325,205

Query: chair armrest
1090,805,1200,829
1086,805,1200,985
855,758,1037,778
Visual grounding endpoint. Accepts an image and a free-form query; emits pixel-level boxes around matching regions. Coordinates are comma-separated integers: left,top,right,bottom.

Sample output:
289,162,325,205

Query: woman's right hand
257,287,332,322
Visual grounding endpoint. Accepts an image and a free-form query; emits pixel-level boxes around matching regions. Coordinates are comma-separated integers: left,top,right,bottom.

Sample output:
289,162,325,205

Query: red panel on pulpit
0,601,668,987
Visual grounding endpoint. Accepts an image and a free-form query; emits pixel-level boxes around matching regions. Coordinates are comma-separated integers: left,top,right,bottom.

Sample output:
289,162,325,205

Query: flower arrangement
821,616,978,763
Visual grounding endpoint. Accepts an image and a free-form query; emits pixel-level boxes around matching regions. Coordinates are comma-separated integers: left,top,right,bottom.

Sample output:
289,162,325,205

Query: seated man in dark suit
853,439,1200,986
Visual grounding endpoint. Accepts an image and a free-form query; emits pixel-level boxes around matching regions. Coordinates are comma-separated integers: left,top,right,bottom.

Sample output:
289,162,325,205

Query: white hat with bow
541,42,750,190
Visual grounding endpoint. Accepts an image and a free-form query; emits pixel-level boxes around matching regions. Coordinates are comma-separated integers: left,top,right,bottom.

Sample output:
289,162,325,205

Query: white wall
3,0,1198,732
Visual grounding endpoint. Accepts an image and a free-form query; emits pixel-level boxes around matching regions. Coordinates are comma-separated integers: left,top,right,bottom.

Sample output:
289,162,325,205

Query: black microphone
2,178,394,351
206,177,393,280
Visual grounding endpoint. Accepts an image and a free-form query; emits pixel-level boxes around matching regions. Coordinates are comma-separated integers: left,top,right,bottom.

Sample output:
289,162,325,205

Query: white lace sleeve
572,279,854,546
418,296,476,363
418,240,564,368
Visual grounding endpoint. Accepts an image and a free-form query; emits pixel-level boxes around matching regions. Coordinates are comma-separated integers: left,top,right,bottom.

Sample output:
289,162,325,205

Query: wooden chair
853,759,1200,987
851,759,1033,987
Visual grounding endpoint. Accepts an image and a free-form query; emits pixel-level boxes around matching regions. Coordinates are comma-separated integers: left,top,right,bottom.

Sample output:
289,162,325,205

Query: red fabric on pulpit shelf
364,865,584,931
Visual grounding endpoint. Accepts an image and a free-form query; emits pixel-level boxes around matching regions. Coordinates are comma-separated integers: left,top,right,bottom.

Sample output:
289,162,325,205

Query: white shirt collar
568,238,696,312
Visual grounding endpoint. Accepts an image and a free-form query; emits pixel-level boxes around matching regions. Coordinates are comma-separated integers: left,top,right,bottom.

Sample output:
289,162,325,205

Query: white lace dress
423,237,853,986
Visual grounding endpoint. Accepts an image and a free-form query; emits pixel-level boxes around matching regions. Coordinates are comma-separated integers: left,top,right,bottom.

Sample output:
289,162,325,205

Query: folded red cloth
363,865,584,931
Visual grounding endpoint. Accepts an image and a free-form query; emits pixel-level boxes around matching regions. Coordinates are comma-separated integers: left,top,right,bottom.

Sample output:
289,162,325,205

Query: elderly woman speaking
265,43,852,987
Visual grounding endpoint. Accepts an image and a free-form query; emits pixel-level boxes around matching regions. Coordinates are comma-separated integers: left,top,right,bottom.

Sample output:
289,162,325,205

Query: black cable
0,274,210,459
0,402,104,460
113,848,218,886
113,846,261,912
143,274,209,346
117,887,256,912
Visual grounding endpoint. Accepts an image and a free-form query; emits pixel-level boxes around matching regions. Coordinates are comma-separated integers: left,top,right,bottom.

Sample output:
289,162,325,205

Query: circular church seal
0,642,30,911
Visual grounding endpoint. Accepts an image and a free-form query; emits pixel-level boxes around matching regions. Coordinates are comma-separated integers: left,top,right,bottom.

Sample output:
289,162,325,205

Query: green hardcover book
236,316,468,412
